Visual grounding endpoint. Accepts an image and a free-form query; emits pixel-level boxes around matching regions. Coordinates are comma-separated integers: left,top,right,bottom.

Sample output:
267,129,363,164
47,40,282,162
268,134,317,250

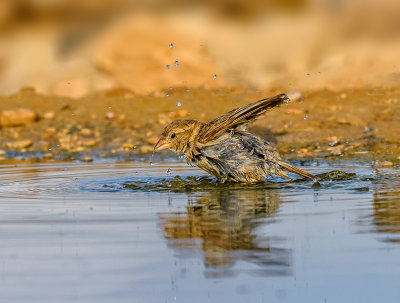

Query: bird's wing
198,93,289,143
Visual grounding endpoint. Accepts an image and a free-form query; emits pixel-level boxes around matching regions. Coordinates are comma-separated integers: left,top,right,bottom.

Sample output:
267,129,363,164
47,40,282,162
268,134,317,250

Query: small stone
340,93,347,99
381,161,393,167
118,114,126,122
122,143,135,151
106,112,116,120
0,150,5,156
43,111,55,119
73,146,86,152
4,139,33,149
0,109,37,127
46,127,57,134
82,156,93,162
80,139,97,147
80,128,92,136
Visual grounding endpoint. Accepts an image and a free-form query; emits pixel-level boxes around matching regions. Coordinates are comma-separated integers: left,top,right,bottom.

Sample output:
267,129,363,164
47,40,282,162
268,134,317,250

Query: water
0,161,399,302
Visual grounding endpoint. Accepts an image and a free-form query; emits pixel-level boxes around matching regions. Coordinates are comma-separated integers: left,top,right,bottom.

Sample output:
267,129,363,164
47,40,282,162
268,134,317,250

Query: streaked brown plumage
154,93,316,182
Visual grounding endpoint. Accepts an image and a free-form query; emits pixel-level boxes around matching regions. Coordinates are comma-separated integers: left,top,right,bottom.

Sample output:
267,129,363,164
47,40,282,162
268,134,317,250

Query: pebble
0,150,5,156
82,156,93,162
80,139,97,147
3,140,33,149
122,143,135,151
80,128,92,136
0,109,37,127
106,112,116,120
43,111,55,119
381,161,393,167
46,127,57,134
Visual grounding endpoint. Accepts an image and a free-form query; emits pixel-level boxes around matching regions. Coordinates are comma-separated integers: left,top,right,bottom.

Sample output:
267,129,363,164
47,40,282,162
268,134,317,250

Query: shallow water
0,160,399,303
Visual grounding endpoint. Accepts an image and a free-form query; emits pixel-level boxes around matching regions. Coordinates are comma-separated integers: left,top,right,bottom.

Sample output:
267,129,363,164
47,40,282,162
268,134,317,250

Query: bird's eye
170,133,176,139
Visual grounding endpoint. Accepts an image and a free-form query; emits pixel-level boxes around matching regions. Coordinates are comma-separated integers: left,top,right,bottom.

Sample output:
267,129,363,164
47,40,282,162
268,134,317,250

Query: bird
154,93,316,183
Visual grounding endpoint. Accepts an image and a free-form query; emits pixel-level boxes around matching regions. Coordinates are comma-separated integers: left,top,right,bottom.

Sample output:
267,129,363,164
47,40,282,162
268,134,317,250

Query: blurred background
0,0,399,98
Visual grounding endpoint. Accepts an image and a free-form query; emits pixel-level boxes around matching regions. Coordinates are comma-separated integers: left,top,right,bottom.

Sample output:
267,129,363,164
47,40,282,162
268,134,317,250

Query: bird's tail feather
278,161,317,179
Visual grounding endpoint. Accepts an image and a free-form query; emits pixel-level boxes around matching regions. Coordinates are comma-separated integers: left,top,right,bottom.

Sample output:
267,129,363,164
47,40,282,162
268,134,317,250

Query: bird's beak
154,138,170,151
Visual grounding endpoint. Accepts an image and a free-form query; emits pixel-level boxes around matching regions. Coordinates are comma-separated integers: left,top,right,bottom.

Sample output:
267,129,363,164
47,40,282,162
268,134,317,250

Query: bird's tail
278,161,317,179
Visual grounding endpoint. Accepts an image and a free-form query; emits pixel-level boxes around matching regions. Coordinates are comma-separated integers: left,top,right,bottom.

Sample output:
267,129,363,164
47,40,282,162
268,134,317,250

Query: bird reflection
373,186,400,235
159,188,292,277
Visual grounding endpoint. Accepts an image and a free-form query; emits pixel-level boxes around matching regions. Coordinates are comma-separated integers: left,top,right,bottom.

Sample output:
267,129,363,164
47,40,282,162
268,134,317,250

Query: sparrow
154,93,316,182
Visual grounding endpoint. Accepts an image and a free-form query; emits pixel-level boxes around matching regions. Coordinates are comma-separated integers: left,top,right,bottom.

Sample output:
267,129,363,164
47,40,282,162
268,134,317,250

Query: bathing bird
154,93,316,182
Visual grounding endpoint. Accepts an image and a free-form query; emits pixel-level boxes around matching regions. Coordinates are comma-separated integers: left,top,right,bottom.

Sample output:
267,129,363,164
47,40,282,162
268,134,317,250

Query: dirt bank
0,86,399,165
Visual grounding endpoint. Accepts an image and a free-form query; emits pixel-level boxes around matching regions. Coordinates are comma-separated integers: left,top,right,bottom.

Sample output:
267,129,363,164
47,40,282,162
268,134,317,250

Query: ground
0,86,399,166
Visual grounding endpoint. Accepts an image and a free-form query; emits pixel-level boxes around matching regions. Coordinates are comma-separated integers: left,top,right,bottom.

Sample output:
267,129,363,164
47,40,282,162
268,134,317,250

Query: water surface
0,161,399,302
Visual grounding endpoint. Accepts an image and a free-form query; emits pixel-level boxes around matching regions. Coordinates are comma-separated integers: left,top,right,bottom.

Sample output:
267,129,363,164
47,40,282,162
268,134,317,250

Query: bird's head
154,120,199,154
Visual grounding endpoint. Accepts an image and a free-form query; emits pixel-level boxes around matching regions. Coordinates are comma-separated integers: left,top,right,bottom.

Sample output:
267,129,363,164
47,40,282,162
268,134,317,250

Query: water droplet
170,111,174,114
306,73,311,77
108,106,111,109
150,162,155,166
166,64,170,70
186,89,190,92
174,60,179,66
72,113,74,116
134,145,137,149
304,115,308,120
176,101,182,107
166,94,169,97
212,74,217,80
318,72,321,75
169,43,173,49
